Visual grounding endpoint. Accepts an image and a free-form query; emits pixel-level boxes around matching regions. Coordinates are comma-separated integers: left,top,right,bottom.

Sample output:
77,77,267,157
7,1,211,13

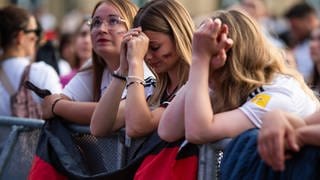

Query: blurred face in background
310,27,320,64
290,14,319,41
21,16,39,58
75,22,92,63
240,0,267,20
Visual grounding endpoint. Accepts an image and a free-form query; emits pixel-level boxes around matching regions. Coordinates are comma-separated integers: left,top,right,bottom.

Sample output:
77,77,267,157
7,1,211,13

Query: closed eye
150,46,160,51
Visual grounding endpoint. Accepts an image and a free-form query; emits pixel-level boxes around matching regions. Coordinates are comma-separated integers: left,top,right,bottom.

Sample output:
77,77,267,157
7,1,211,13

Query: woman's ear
15,30,25,45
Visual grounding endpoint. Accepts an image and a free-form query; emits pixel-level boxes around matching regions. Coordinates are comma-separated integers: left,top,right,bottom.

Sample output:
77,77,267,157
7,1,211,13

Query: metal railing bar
0,125,23,175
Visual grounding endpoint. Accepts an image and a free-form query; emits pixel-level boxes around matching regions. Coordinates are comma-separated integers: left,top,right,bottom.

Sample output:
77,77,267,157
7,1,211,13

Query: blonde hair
133,0,194,106
91,0,138,101
210,10,318,112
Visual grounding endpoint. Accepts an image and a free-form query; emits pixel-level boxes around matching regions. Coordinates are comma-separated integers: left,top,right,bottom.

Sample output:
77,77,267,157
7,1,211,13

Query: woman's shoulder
266,74,298,90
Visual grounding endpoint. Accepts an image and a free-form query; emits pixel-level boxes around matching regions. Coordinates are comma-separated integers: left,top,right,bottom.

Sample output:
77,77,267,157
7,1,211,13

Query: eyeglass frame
23,28,41,37
87,15,126,30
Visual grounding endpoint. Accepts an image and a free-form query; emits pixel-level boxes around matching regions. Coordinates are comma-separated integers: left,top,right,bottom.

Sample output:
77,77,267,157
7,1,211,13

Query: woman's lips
96,38,111,43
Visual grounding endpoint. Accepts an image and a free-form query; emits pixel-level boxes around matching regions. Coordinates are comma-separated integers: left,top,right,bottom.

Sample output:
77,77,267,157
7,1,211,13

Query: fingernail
214,18,221,24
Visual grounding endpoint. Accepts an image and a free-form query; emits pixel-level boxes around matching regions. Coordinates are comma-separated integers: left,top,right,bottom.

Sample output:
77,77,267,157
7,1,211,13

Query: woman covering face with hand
159,10,319,144
42,0,155,124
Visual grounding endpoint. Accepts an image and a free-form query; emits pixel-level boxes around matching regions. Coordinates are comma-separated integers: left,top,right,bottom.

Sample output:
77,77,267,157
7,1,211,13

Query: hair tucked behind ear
0,5,30,53
133,0,194,106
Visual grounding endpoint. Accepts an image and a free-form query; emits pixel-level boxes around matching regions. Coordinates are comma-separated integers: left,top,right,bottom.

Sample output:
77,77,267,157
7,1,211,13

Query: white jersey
239,74,318,128
0,57,62,116
62,60,155,102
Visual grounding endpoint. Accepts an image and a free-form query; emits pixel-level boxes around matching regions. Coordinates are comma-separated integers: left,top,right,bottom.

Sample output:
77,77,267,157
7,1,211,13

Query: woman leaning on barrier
158,10,319,144
41,0,155,124
90,0,194,138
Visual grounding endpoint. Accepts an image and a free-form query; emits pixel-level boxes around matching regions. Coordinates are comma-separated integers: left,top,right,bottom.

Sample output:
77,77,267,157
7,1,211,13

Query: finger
198,18,212,30
264,137,277,167
258,133,273,167
218,32,228,49
271,132,285,171
218,24,228,38
286,129,300,152
210,18,222,39
261,139,273,167
123,31,139,39
225,38,233,51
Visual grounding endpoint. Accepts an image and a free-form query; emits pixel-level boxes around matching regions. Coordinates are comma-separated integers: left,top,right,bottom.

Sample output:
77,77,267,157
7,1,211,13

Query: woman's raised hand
192,18,233,70
126,27,149,67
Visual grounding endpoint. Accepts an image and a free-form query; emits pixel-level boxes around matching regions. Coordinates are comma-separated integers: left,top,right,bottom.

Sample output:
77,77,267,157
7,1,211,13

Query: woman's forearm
158,86,186,142
125,62,156,137
90,79,126,136
54,100,97,124
297,125,320,147
185,59,214,143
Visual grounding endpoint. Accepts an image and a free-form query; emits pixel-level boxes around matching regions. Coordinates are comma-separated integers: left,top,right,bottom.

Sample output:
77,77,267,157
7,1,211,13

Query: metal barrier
0,116,231,179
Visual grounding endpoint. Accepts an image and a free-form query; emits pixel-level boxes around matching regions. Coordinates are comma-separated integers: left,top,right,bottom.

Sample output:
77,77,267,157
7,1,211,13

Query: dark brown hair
0,5,31,51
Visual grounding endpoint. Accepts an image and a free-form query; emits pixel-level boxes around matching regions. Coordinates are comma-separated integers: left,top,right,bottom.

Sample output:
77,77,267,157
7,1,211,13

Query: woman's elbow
158,129,180,142
90,123,110,137
126,125,152,138
185,129,211,144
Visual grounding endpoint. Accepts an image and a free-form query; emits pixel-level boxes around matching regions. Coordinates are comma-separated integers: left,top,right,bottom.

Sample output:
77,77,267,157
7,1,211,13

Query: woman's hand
118,28,142,75
42,94,65,120
192,18,233,69
126,27,149,67
258,110,302,171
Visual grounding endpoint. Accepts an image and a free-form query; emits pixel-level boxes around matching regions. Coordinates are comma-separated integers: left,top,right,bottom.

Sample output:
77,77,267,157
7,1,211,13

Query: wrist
52,97,63,117
192,55,211,66
128,59,143,68
296,127,306,147
117,67,128,77
112,70,127,82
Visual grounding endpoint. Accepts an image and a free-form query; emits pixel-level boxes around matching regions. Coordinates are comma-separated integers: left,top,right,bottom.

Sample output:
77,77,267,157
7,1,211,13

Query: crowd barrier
0,116,231,179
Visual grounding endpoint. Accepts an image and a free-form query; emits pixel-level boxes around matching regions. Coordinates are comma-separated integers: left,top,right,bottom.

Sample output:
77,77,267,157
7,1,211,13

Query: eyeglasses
87,15,125,30
24,28,41,37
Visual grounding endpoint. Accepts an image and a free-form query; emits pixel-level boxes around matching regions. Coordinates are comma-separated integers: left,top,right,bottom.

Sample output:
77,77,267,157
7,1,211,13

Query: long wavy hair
91,0,138,101
210,10,318,113
133,0,194,106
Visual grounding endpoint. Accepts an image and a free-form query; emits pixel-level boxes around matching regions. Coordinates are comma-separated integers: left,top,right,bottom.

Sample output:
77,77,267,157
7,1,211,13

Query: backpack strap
0,64,32,96
18,64,32,90
0,65,15,96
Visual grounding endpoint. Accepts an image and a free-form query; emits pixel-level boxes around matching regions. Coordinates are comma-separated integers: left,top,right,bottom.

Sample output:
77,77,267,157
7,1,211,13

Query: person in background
60,17,92,87
57,33,74,76
41,0,155,125
158,10,318,144
0,5,61,116
282,2,320,84
90,0,193,138
309,26,320,93
239,0,285,48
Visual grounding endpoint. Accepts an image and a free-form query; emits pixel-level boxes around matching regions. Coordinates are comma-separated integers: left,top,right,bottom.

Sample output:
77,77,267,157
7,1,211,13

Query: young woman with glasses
41,0,155,125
